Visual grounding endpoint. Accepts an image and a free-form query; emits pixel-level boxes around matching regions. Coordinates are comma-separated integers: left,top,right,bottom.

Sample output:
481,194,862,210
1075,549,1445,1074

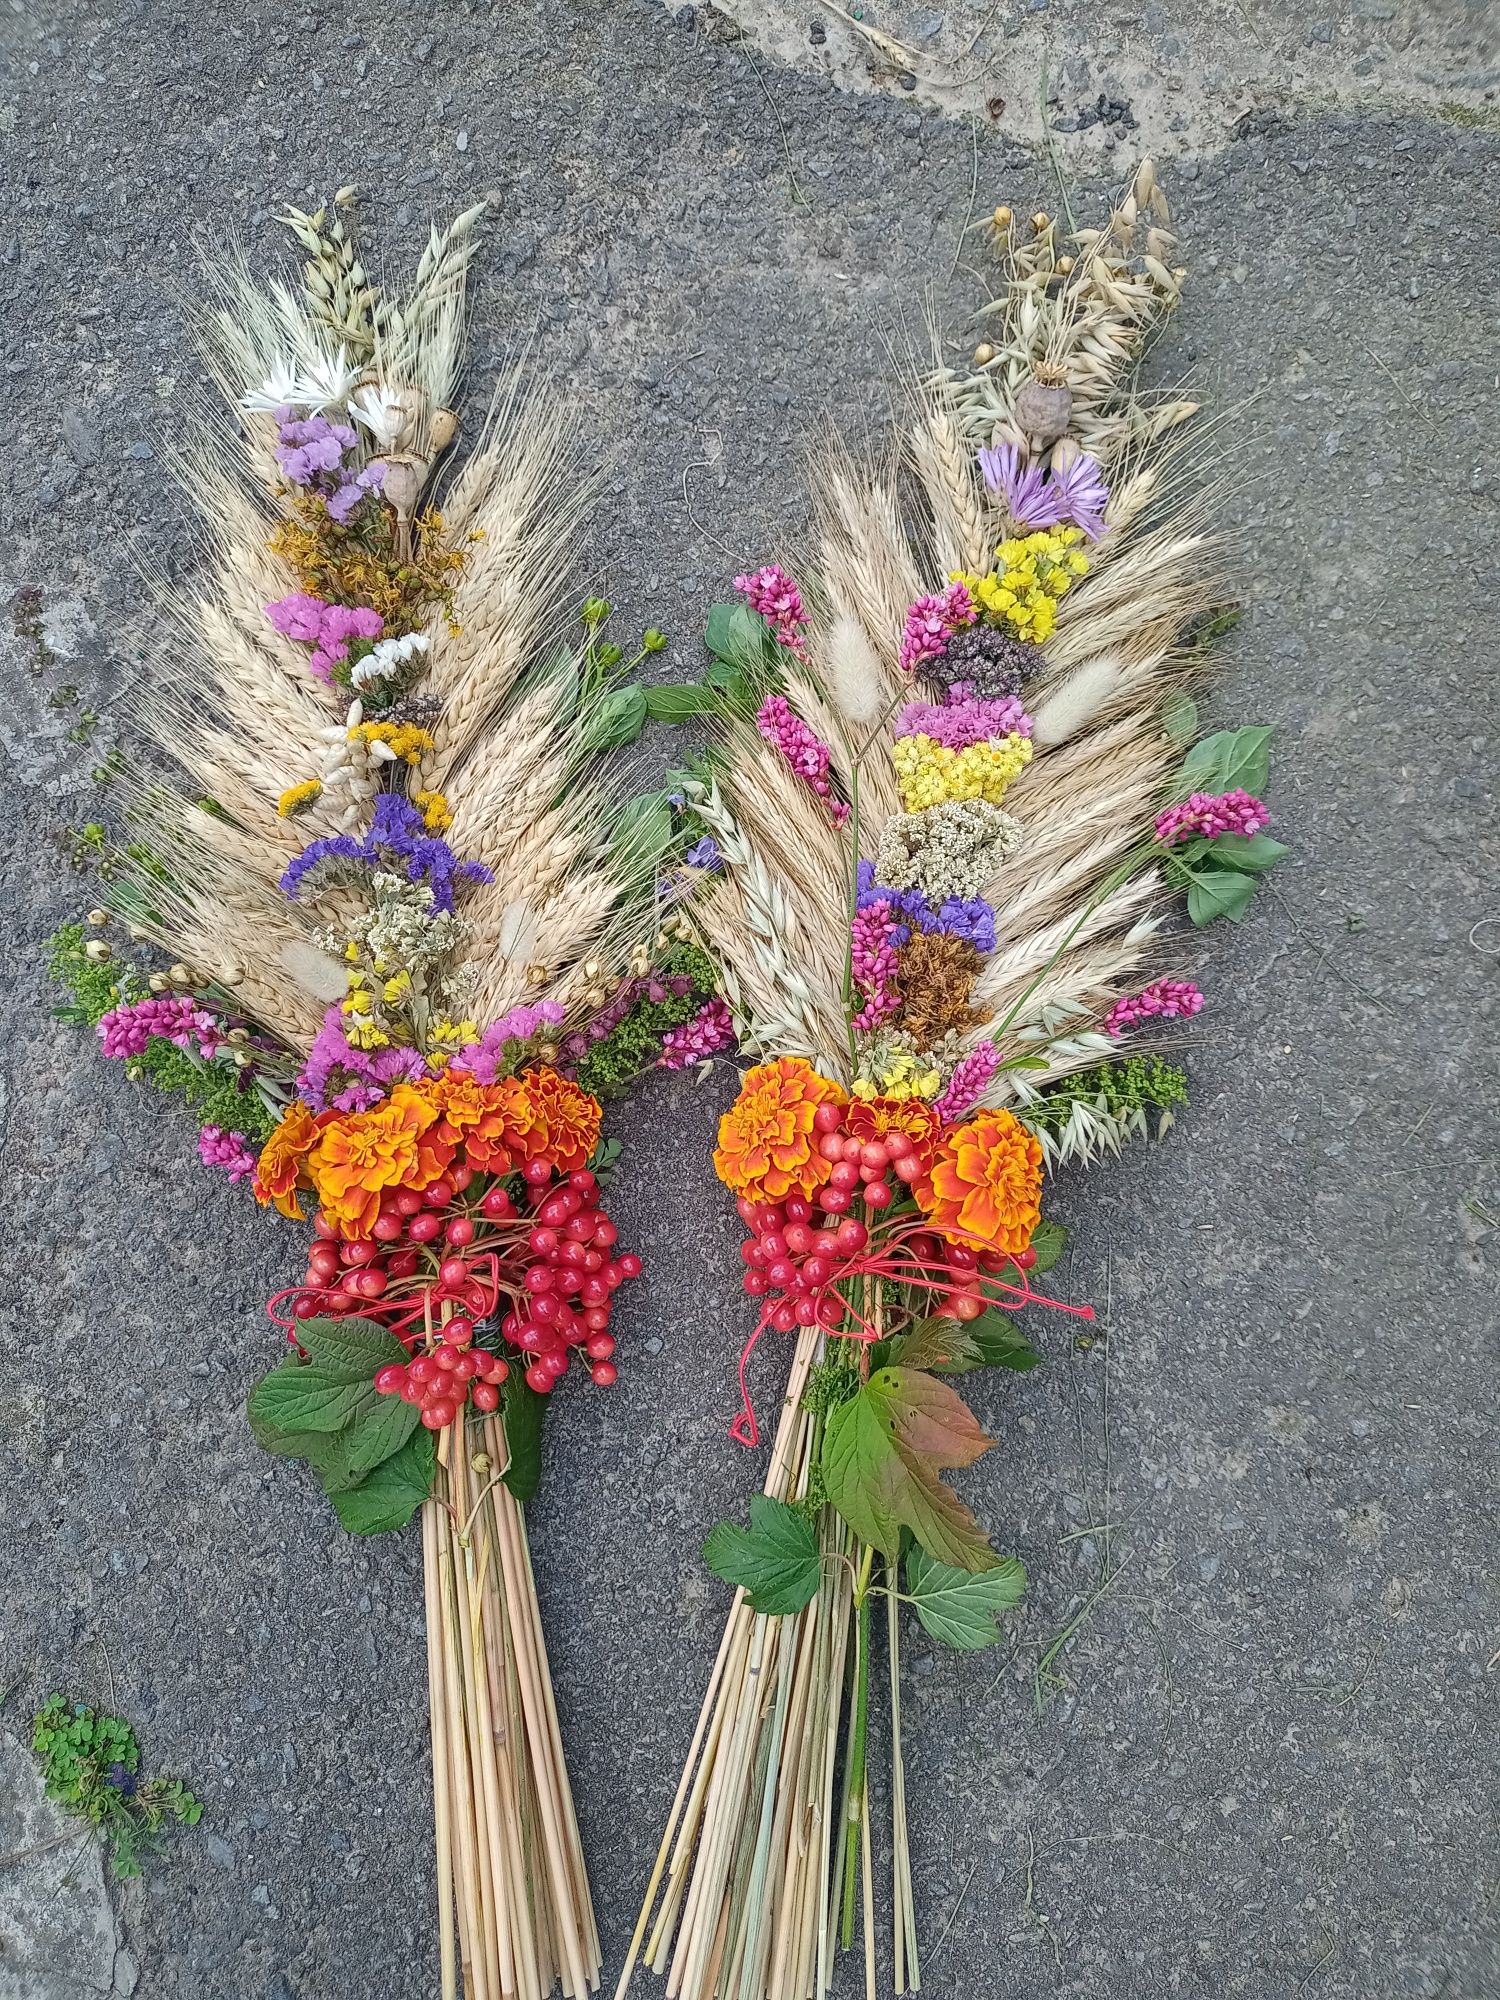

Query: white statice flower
348,382,407,448
350,631,429,689
240,356,303,415
294,345,361,412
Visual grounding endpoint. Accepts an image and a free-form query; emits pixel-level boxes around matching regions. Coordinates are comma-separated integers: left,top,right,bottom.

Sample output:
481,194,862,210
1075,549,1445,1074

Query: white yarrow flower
294,346,361,411
240,357,303,415
348,382,407,447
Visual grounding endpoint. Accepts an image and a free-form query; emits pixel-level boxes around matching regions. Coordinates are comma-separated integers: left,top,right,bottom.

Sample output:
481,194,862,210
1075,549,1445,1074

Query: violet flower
455,1002,568,1083
296,1004,432,1112
281,794,492,914
658,997,736,1069
935,1041,1001,1123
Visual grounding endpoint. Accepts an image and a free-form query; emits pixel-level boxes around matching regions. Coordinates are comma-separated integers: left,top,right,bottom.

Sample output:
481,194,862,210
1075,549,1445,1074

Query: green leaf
1209,832,1290,874
330,1428,436,1535
501,1376,548,1503
1161,691,1197,743
822,1372,999,1572
1028,1219,1067,1274
704,660,758,716
344,1386,421,1478
904,1549,1026,1650
643,683,720,722
1179,724,1272,798
247,1357,379,1437
245,1413,364,1493
881,1318,984,1374
704,601,771,672
968,1312,1042,1372
581,684,648,752
298,1317,410,1383
702,1495,821,1615
1185,865,1256,926
610,791,675,874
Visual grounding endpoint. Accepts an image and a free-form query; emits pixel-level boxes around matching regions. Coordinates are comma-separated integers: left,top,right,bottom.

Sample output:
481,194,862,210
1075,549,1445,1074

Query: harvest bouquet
50,195,716,2000
622,161,1287,1998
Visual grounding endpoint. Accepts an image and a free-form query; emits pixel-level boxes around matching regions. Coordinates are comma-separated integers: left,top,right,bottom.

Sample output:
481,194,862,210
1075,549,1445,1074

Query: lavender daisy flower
684,835,723,871
1048,452,1110,539
977,443,1060,530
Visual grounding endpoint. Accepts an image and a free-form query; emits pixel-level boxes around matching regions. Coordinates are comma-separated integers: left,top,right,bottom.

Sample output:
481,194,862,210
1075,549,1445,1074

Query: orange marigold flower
307,1087,444,1237
844,1095,941,1176
714,1057,847,1203
920,1107,1043,1257
254,1101,330,1220
428,1070,517,1174
509,1067,603,1173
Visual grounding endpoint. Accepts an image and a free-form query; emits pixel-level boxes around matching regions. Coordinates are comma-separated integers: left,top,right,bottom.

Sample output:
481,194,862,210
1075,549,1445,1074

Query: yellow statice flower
954,527,1087,645
853,1048,942,1102
424,1016,479,1071
891,732,1034,812
413,788,453,831
276,778,324,818
350,721,436,766
381,970,413,1004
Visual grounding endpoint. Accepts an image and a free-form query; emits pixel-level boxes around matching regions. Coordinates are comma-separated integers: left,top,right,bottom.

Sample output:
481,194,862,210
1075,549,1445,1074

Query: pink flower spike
198,1125,257,1184
735,564,811,660
899,581,977,675
1154,789,1269,848
756,694,847,825
1105,979,1205,1036
659,997,737,1069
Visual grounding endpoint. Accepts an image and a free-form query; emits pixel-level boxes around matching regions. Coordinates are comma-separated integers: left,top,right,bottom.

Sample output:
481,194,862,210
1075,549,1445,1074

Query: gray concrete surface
2,2,1497,1997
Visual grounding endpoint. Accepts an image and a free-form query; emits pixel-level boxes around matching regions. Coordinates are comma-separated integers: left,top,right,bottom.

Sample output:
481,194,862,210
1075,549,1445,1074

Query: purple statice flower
296,1004,431,1112
197,1125,257,1184
455,1001,568,1083
734,564,810,660
1154,790,1269,848
684,835,724,871
899,581,977,675
1047,453,1109,540
98,994,226,1060
854,860,996,954
977,444,1056,529
935,1041,1001,1124
281,794,493,914
851,901,903,1032
1105,979,1204,1036
273,410,385,524
894,694,1033,749
265,593,384,683
658,997,736,1069
757,694,849,823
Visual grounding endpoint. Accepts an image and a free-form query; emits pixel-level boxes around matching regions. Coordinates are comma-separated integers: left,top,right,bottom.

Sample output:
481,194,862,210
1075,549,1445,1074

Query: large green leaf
245,1410,363,1493
501,1376,547,1502
703,1495,820,1615
1185,865,1256,927
330,1429,436,1536
298,1317,410,1383
1209,832,1289,874
581,684,648,752
969,1312,1042,1373
247,1357,379,1437
704,601,771,672
1179,724,1272,797
880,1319,984,1375
643,683,720,722
822,1371,999,1573
904,1549,1027,1650
1028,1219,1068,1274
345,1387,421,1477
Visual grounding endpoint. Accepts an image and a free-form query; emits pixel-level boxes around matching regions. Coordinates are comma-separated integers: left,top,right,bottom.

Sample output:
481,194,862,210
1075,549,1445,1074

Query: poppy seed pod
1013,370,1072,449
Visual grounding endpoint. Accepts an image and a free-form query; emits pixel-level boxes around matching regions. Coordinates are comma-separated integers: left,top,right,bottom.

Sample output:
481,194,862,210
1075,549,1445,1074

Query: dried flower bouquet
620,160,1289,2000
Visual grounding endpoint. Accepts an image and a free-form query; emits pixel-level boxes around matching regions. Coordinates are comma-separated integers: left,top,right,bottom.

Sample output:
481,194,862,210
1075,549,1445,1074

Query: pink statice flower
296,1004,430,1111
894,694,1032,748
934,1040,1001,1123
198,1125,257,1184
734,564,810,659
1105,979,1205,1036
97,995,225,1060
757,694,849,822
265,594,384,682
1154,790,1269,847
899,581,977,675
456,1002,568,1083
659,997,736,1069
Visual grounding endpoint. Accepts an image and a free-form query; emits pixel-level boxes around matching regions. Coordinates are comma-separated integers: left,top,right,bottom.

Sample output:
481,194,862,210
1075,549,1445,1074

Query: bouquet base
425,1421,601,2000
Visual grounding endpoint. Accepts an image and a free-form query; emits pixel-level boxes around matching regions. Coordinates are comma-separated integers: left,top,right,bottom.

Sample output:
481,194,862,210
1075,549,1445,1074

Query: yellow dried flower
350,721,436,766
276,778,324,818
891,731,1033,812
412,788,453,831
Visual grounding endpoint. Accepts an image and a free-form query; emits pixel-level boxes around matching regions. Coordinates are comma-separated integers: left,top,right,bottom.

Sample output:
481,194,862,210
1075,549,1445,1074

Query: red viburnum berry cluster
287,1157,641,1426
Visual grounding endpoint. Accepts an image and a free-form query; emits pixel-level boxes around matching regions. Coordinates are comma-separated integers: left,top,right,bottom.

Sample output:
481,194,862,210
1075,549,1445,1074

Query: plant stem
839,1545,876,1951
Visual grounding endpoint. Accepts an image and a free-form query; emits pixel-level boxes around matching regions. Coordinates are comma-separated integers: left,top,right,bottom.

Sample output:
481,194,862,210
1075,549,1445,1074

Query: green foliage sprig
573,940,719,1100
1028,1056,1188,1131
32,1696,201,1879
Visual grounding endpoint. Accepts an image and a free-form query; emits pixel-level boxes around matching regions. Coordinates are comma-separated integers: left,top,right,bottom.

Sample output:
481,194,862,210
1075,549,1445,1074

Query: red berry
592,1217,618,1249
835,1219,869,1255
818,1188,852,1214
783,1223,815,1256
829,1162,860,1192
760,1230,787,1260
948,1243,979,1270
293,1294,321,1321
817,1132,846,1162
884,1130,913,1161
477,1353,509,1384
389,1251,419,1279
357,1267,388,1298
840,1136,863,1164
435,1345,461,1372
399,1376,425,1405
408,1212,442,1244
743,1271,769,1297
422,1400,457,1430
770,1303,798,1333
471,1381,500,1414
812,1103,844,1134
783,1195,813,1223
525,1365,553,1392
736,1196,758,1224
863,1181,892,1210
525,1265,555,1294
795,1297,819,1326
481,1187,512,1220
815,1295,843,1329
523,1157,552,1185
374,1364,406,1395
569,1169,599,1196
893,1154,922,1184
585,1333,615,1361
395,1189,424,1218
801,1255,832,1288
444,1315,475,1347
859,1142,890,1173
953,1292,985,1321
446,1217,475,1247
439,1257,469,1288
308,1244,340,1282
450,1165,474,1193
590,1361,618,1387
409,1354,438,1385
615,1253,642,1279
324,1289,359,1315
425,1178,455,1208
1012,1245,1038,1271
312,1211,338,1240
341,1239,376,1267
452,1351,481,1382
